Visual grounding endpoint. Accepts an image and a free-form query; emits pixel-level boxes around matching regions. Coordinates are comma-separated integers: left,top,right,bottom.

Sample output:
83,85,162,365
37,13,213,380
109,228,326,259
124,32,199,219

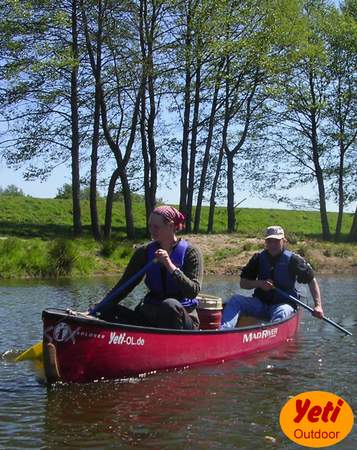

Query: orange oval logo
280,391,354,448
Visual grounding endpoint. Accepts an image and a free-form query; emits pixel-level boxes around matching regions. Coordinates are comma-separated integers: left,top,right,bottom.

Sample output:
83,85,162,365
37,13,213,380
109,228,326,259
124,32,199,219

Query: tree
138,0,169,230
324,1,357,240
248,1,357,241
55,183,99,200
0,0,84,235
204,0,309,233
78,0,105,241
252,2,335,240
0,184,25,196
177,0,195,221
55,183,73,199
81,0,147,239
344,0,357,242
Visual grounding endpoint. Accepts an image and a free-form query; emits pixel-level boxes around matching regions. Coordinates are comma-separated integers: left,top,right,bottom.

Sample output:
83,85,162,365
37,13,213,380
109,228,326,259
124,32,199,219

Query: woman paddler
95,205,203,329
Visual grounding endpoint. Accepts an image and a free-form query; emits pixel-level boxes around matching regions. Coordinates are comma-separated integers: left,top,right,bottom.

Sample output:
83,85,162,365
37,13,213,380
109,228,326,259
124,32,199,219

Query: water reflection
43,373,202,447
41,340,300,449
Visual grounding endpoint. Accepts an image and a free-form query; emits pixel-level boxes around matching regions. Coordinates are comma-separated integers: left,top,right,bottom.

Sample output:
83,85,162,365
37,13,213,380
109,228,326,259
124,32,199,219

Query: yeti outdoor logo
53,323,79,343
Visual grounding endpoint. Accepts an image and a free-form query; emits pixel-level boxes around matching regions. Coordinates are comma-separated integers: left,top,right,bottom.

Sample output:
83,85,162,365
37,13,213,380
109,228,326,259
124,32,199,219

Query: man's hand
312,305,324,319
258,279,274,291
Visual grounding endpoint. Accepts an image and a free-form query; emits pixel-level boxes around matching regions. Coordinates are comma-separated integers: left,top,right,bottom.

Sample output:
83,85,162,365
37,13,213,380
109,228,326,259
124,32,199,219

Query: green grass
0,195,355,279
0,196,148,239
0,195,354,239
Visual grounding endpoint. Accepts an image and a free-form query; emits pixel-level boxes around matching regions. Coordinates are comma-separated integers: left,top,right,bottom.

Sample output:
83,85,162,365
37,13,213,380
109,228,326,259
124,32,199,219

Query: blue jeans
220,294,294,329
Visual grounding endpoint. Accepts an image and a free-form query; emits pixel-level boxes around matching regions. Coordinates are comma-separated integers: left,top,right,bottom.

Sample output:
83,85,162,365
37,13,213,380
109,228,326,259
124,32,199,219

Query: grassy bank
0,195,355,239
0,196,356,279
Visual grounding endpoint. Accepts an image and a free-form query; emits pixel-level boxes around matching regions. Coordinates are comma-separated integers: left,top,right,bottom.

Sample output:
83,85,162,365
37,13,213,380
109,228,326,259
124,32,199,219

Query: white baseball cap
265,225,285,240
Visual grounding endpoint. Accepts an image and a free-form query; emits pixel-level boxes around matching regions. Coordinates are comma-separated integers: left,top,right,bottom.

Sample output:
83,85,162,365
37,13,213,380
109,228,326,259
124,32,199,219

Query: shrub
1,237,23,253
334,246,353,258
296,245,308,258
48,239,78,277
100,240,116,257
286,232,298,244
323,248,332,257
242,241,260,252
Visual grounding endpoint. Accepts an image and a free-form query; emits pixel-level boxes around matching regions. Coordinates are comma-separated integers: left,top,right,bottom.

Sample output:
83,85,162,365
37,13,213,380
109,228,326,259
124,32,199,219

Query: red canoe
42,307,301,384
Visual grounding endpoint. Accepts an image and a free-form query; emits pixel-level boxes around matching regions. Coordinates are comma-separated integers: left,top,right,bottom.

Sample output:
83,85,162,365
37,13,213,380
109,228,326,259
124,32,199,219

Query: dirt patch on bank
185,234,357,276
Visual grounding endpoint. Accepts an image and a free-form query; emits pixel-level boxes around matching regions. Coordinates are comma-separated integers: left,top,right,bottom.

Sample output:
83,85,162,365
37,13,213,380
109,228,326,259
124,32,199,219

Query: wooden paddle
15,260,156,362
274,287,352,336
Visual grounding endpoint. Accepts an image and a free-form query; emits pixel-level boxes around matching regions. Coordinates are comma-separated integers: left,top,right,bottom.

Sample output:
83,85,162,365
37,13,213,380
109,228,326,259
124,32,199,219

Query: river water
0,275,356,449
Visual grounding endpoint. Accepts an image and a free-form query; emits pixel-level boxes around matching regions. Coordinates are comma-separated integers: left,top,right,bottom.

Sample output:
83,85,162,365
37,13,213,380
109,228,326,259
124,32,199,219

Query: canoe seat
237,315,261,328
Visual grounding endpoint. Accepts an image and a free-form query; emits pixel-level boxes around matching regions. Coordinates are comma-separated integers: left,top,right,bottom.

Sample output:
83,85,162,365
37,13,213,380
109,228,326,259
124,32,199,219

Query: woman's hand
155,249,177,273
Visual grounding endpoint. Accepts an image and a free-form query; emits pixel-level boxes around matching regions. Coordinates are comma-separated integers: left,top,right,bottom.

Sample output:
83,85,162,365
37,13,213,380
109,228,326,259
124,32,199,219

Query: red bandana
152,206,186,231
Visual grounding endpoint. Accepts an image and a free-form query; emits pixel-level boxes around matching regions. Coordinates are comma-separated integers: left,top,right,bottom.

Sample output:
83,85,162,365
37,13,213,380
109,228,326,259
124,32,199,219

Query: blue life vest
144,239,198,308
255,249,298,304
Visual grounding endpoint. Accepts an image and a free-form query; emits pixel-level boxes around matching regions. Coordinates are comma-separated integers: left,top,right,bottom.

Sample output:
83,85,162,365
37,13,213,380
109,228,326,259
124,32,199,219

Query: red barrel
197,295,223,330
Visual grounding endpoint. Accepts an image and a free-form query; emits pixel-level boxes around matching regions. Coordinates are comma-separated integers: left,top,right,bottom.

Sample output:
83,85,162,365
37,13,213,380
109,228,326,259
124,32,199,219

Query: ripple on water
0,275,356,449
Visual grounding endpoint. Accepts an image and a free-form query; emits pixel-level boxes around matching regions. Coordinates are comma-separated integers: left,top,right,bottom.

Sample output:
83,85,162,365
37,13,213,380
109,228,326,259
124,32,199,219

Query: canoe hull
42,308,301,383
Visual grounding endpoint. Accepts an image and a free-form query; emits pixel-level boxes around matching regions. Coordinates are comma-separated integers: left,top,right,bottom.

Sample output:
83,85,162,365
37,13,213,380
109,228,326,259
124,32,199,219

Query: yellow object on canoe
15,341,43,362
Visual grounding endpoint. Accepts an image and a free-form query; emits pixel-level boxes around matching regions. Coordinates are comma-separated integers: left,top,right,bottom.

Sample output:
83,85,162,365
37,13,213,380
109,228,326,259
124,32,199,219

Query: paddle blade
15,342,43,362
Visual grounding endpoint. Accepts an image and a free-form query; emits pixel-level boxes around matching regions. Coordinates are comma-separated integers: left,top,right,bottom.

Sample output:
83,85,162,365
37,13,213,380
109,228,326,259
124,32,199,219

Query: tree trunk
226,153,235,233
194,79,220,233
99,80,141,239
335,144,345,241
145,1,157,213
120,171,135,238
88,0,103,241
139,0,157,233
139,0,150,232
348,205,357,242
309,69,331,241
208,69,230,234
70,0,82,236
90,84,102,241
179,2,193,218
207,146,224,233
186,62,201,232
140,90,150,228
314,157,331,241
82,0,141,239
180,75,190,218
104,169,119,240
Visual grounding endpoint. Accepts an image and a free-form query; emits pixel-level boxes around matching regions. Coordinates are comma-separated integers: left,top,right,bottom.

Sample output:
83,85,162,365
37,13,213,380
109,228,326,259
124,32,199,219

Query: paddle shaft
90,259,156,316
16,260,156,362
274,287,352,336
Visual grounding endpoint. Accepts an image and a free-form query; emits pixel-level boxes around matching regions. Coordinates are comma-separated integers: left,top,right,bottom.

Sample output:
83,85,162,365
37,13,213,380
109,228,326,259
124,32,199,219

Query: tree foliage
0,0,356,240
0,184,25,197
